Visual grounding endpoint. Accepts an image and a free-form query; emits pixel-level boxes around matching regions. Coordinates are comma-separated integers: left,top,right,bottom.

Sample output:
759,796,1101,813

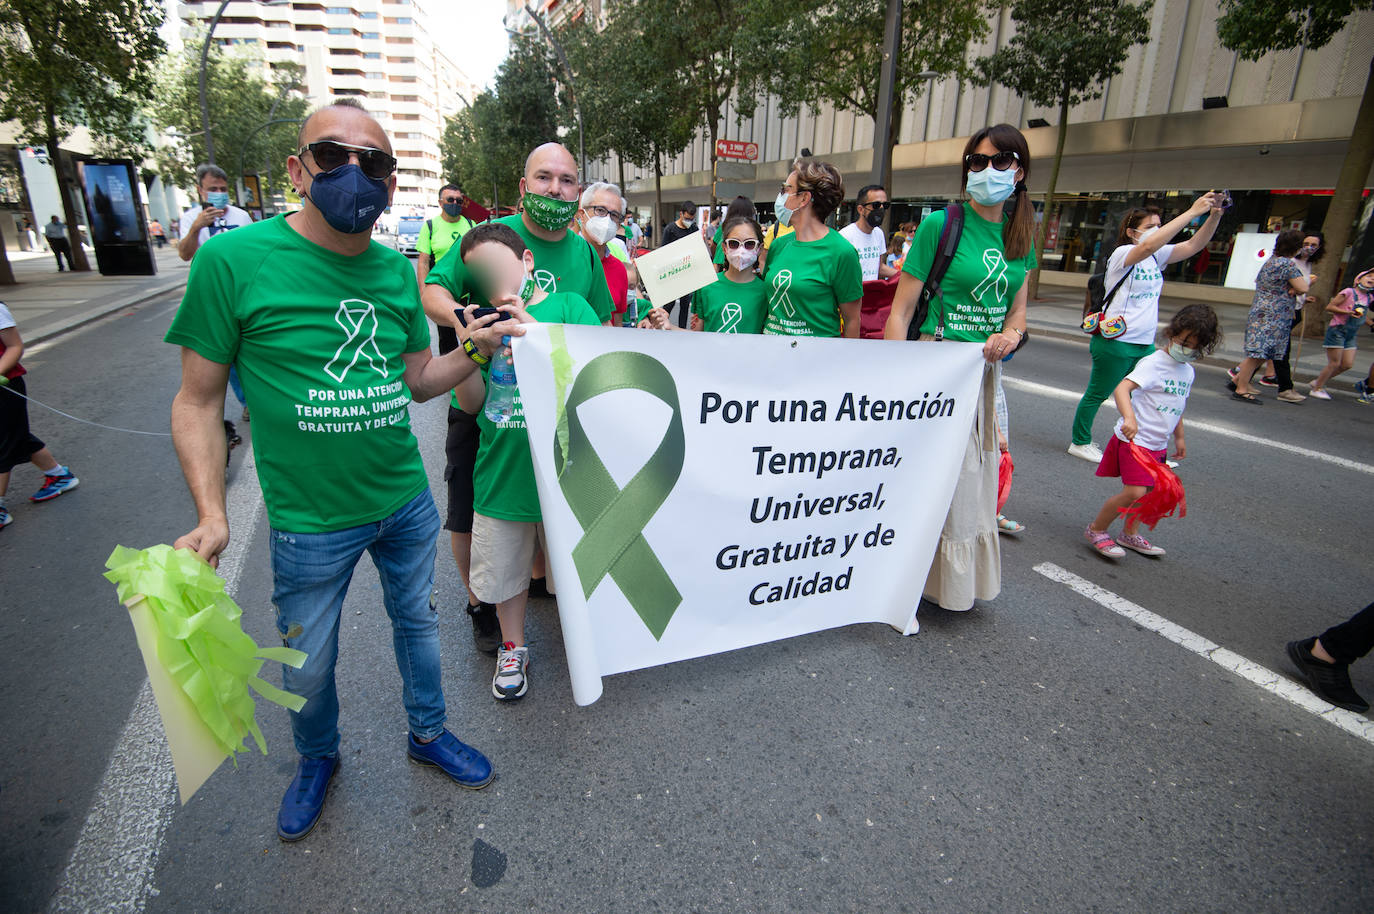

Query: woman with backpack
1067,195,1224,462
883,123,1037,613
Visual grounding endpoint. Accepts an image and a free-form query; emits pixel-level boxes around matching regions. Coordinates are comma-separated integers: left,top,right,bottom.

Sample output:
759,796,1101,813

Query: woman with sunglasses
1068,194,1223,460
883,124,1036,613
691,216,768,334
762,160,864,337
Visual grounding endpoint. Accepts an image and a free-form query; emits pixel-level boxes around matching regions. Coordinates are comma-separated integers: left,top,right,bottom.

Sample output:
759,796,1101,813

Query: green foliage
1217,0,1373,59
760,0,989,126
0,0,165,152
151,42,308,200
976,0,1153,109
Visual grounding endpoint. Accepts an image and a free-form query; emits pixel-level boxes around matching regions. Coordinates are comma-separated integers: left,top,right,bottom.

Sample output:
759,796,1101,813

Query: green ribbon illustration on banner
551,338,685,640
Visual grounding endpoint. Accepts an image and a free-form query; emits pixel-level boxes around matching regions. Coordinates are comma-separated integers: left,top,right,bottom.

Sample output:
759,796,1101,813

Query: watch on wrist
462,337,489,366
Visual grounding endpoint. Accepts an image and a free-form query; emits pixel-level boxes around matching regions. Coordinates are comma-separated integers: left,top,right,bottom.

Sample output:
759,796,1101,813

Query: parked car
394,216,426,258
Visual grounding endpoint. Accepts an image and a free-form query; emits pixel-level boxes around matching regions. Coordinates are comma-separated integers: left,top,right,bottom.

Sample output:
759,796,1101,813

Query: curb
27,279,188,347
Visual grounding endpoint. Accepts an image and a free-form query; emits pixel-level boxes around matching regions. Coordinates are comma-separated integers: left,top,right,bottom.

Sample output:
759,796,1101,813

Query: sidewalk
1024,285,1371,394
0,245,190,345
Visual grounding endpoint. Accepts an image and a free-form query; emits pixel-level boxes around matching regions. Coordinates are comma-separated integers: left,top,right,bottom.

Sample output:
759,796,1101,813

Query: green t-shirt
691,273,768,334
426,214,615,323
473,291,602,522
761,228,864,337
903,202,1037,342
417,214,473,265
164,215,431,533
712,225,724,266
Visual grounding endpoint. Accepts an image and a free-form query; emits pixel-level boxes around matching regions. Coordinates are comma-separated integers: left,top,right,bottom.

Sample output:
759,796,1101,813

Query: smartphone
1215,189,1233,210
454,306,505,327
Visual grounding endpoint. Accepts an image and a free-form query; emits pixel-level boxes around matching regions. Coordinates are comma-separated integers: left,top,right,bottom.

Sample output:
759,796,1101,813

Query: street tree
759,0,988,204
152,43,307,206
0,0,165,276
977,0,1153,298
1217,0,1374,330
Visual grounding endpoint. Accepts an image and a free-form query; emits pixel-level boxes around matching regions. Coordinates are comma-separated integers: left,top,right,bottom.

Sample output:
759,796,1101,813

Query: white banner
514,326,986,705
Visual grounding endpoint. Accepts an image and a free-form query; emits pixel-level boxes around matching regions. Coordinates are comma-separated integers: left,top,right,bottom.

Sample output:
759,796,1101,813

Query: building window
364,51,381,59
325,6,349,13
362,31,379,39
327,27,350,35
359,10,378,18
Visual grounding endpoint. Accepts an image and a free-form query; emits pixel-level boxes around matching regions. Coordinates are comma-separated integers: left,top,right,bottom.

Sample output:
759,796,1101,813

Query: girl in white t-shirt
1084,305,1221,558
1068,196,1223,463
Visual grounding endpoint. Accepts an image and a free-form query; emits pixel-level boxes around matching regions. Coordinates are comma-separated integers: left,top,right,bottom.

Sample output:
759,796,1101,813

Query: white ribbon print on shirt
324,299,388,383
970,249,1009,304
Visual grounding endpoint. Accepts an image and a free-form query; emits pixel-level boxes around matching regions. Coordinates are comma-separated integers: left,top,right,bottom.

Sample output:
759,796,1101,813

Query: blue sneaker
406,730,494,789
0,504,11,528
30,469,78,502
277,755,339,842
1356,378,1371,404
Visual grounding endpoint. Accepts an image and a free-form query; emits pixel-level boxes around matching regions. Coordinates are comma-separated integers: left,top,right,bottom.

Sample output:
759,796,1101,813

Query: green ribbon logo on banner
553,345,685,640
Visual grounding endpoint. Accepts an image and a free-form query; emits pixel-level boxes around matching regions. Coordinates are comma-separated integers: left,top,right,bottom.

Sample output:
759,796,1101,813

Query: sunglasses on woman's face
964,151,1019,172
724,238,760,252
299,140,398,180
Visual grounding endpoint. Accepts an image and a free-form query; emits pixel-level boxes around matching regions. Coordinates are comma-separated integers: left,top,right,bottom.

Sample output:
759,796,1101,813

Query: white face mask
726,247,758,271
1134,225,1159,245
584,213,617,245
774,191,797,227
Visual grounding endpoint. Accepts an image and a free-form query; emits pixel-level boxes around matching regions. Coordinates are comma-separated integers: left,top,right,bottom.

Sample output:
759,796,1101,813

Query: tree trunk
618,153,626,197
653,146,664,249
0,238,15,286
1302,55,1374,335
47,122,92,273
707,111,719,214
1028,97,1069,301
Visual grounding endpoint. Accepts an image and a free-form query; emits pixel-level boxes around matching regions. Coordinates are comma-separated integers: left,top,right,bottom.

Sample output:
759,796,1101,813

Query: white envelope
633,231,717,308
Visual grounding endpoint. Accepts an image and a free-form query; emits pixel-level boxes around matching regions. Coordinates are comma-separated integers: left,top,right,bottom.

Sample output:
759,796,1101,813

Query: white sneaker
1067,442,1104,463
492,642,529,701
1308,386,1332,400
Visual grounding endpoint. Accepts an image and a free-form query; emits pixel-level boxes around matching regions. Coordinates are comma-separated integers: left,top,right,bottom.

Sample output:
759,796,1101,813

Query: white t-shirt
0,301,15,332
839,222,886,282
179,204,253,249
1113,349,1193,451
1103,243,1175,345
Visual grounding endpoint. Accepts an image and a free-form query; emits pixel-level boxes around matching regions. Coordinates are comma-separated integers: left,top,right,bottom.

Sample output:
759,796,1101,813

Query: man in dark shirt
658,201,697,327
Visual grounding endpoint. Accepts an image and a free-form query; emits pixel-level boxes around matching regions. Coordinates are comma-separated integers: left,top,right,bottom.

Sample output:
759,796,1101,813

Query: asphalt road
1,291,1370,913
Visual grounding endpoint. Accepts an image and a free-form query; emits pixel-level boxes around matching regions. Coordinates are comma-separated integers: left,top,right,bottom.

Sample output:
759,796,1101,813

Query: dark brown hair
961,124,1033,261
721,214,762,245
1165,304,1222,354
793,159,845,223
1273,229,1304,258
1116,206,1163,246
460,221,527,261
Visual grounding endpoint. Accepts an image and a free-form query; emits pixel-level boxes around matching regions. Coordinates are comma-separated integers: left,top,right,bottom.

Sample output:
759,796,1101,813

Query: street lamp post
198,0,290,166
520,4,586,179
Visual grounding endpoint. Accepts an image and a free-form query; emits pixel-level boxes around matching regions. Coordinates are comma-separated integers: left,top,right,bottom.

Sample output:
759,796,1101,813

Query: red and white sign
715,139,758,161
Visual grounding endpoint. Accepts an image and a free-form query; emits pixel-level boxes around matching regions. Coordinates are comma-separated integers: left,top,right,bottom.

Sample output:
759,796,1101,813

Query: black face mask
864,204,888,226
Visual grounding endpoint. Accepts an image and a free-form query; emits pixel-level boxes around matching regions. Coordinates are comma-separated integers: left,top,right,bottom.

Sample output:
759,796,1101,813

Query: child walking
1085,304,1221,558
1307,267,1373,400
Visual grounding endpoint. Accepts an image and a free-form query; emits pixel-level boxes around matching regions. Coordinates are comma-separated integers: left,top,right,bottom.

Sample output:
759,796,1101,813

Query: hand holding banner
515,326,986,705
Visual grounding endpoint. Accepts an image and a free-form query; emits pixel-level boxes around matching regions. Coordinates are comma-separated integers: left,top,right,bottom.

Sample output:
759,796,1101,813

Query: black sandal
1230,392,1262,404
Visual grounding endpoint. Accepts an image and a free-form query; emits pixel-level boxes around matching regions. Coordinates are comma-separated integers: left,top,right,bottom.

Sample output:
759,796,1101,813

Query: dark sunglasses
299,140,397,180
724,238,760,251
965,151,1020,172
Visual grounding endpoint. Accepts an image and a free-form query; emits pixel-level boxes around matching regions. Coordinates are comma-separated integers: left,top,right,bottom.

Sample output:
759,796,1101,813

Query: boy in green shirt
451,223,601,701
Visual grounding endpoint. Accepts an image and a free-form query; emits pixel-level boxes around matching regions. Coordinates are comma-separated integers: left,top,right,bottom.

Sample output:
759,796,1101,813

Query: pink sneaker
1118,533,1166,556
1084,526,1125,558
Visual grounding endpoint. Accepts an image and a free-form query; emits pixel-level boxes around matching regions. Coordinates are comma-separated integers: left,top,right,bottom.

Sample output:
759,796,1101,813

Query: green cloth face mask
523,190,579,231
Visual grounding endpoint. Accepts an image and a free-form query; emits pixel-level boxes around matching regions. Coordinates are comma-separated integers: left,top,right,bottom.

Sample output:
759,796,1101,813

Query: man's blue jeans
269,489,446,758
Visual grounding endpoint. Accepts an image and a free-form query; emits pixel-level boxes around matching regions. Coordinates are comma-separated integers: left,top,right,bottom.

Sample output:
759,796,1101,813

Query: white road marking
1003,377,1374,476
1034,562,1374,747
49,446,264,914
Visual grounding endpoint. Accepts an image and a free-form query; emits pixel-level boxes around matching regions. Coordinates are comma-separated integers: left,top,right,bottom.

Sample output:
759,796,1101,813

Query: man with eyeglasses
178,164,253,263
576,181,631,324
840,184,897,281
165,98,502,842
421,142,615,659
416,183,474,284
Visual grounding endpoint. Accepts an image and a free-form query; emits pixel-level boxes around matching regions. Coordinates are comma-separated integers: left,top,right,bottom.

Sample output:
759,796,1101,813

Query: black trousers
48,237,73,270
1320,602,1374,665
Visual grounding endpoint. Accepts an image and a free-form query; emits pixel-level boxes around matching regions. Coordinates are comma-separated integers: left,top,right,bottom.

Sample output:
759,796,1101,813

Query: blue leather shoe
406,730,494,789
277,755,339,841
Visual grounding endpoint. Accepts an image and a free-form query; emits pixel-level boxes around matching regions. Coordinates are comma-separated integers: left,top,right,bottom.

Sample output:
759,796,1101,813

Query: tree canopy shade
152,43,308,205
1216,0,1374,325
977,0,1153,295
0,0,165,276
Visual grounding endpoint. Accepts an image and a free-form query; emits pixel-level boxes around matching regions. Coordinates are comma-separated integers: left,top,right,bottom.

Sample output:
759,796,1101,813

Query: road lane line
1004,377,1374,476
1033,562,1374,747
49,447,264,914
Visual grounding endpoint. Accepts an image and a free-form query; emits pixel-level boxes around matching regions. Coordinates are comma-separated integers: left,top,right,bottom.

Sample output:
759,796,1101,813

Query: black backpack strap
1103,263,1134,313
909,203,964,341
423,219,433,269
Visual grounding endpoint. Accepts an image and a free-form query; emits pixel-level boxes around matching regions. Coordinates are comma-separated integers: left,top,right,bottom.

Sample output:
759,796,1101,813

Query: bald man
165,98,510,842
421,142,614,657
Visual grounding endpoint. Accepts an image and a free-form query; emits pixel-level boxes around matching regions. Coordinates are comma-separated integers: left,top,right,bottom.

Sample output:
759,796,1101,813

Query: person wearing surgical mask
575,181,631,325
177,163,253,263
1068,193,1223,462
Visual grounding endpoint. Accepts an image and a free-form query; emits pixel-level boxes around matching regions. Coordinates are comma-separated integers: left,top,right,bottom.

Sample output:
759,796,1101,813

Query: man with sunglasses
839,184,897,281
421,142,615,658
165,98,503,842
416,184,474,284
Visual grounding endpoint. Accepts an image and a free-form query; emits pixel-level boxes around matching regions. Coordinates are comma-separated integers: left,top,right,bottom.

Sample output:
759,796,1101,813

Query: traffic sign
715,139,758,161
712,181,755,200
714,160,755,181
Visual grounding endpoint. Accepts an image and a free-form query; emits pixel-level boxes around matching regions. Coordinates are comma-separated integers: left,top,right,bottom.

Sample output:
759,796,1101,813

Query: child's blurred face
464,241,533,304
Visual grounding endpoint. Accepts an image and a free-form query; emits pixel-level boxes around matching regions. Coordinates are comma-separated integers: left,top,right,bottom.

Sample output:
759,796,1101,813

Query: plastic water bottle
484,336,518,423
623,294,639,328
